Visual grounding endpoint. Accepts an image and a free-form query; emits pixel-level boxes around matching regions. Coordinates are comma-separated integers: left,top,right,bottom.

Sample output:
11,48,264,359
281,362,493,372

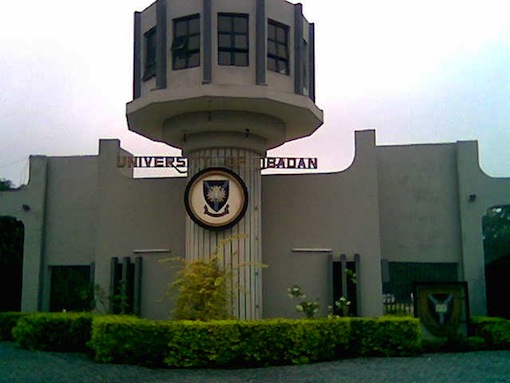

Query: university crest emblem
184,167,248,230
414,282,469,338
203,180,230,217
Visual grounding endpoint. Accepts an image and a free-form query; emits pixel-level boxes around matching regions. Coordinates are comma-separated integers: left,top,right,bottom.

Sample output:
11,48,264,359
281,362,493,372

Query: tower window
143,27,156,81
267,20,290,75
172,14,200,70
218,13,249,67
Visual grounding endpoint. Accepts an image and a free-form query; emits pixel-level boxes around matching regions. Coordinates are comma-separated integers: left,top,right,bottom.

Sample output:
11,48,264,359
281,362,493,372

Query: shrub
12,312,92,352
472,316,510,349
349,317,422,356
0,312,29,341
166,318,352,368
89,315,175,367
421,335,486,353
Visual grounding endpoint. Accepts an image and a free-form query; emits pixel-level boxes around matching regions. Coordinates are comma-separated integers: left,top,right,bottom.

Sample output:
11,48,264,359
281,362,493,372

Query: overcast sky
0,0,509,186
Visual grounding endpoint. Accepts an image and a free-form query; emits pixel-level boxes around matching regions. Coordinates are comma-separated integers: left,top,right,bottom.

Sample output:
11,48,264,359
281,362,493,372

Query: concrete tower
126,0,323,319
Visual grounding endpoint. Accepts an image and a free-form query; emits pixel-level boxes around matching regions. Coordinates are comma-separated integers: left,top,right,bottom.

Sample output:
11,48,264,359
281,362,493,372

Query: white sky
0,0,509,186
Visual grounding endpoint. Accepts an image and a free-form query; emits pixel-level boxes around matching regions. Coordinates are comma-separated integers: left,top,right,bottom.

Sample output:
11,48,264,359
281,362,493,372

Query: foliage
287,284,320,318
169,256,230,320
0,179,14,191
328,297,352,318
165,235,261,321
421,335,486,353
89,315,174,367
165,318,351,368
471,316,510,349
0,312,29,340
0,216,24,267
12,312,92,352
349,317,422,356
483,206,510,262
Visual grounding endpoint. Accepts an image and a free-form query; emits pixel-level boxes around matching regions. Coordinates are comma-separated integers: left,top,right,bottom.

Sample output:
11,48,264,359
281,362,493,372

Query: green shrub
349,317,422,356
0,312,29,341
165,318,351,368
89,316,421,368
421,335,486,353
12,312,92,352
472,316,510,349
89,315,175,367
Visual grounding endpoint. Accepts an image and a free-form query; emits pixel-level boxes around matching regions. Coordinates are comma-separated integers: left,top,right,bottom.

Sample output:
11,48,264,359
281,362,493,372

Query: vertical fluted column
185,148,262,320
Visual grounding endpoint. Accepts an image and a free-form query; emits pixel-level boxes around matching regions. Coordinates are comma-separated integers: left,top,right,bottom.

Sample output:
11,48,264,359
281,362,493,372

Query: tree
0,179,14,192
0,179,24,268
483,206,510,263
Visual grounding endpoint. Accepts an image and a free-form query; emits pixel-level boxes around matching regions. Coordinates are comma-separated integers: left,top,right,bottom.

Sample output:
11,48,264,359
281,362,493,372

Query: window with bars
143,27,156,80
172,14,200,70
267,20,290,75
217,13,249,67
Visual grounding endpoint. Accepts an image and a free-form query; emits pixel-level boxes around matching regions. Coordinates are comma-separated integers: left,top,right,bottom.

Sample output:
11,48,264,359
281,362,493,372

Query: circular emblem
184,167,248,230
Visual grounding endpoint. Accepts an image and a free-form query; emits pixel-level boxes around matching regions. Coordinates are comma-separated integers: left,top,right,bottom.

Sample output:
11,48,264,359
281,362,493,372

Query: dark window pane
234,17,248,33
235,35,247,49
278,59,287,74
188,17,200,34
268,41,277,56
218,33,230,48
218,15,231,32
188,35,200,50
268,57,276,71
175,21,187,36
268,23,275,39
276,27,286,43
189,52,200,67
173,14,200,70
235,52,248,66
277,44,287,58
219,51,230,65
174,57,186,69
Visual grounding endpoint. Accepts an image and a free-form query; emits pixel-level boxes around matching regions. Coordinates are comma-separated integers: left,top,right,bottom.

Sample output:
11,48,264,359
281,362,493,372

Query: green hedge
472,316,510,349
350,317,422,356
89,315,175,367
0,312,29,341
12,312,92,352
165,318,351,368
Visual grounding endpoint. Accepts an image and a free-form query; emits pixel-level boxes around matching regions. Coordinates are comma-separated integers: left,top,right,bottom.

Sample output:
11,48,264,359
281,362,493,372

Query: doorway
0,216,24,312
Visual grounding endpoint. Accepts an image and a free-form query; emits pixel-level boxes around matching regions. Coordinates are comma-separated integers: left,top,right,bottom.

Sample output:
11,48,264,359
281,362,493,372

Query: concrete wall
377,143,463,264
93,140,186,319
456,141,510,315
4,130,510,318
262,130,383,318
0,156,48,311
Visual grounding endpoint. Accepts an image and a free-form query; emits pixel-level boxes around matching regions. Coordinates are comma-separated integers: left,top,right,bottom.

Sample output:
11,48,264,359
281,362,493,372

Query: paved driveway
1,342,509,383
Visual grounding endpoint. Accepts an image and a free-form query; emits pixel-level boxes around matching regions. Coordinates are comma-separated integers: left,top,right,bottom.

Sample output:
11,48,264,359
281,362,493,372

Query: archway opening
483,205,510,318
0,216,24,312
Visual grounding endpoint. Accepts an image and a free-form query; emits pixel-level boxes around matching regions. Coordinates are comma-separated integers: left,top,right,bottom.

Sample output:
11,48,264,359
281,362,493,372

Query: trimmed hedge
472,316,510,349
0,312,29,341
12,312,92,352
89,316,420,368
349,317,422,356
165,318,351,367
89,315,175,367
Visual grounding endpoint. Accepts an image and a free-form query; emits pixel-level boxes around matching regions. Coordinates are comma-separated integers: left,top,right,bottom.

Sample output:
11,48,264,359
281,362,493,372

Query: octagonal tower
127,0,323,319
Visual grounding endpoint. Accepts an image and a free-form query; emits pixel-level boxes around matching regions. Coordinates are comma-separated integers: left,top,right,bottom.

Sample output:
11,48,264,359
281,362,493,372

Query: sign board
414,282,470,339
184,167,248,230
117,155,318,173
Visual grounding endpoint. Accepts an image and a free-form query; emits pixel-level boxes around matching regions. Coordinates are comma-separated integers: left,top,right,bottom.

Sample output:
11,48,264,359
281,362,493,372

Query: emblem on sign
414,282,469,338
203,180,230,217
184,168,248,230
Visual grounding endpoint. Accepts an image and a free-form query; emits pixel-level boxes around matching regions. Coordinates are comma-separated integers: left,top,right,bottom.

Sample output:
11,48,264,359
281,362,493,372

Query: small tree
165,235,259,321
170,255,231,320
